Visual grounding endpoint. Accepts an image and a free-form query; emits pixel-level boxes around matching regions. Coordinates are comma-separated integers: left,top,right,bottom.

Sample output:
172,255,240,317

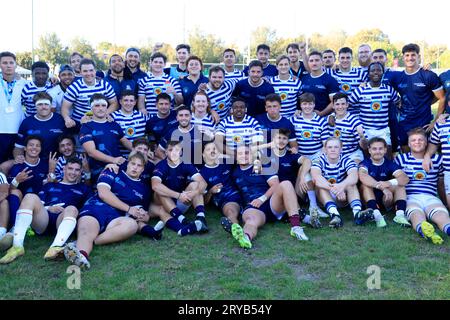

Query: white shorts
365,127,391,146
445,171,450,195
406,194,447,220
346,149,364,163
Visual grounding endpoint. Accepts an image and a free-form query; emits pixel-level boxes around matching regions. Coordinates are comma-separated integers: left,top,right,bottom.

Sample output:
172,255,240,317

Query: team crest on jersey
334,129,341,138
371,101,382,112
218,102,225,110
327,176,337,184
413,170,427,181
340,83,351,93
233,135,243,144
279,93,288,101
302,130,313,140
126,126,136,137
153,87,163,95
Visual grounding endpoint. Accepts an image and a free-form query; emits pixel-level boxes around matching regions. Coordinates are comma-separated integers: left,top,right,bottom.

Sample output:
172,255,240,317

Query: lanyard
1,78,16,104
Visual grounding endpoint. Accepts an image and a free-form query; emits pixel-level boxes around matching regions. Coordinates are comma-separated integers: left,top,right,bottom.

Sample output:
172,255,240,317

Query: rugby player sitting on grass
358,137,410,228
0,157,91,264
230,144,310,249
64,152,152,269
311,137,373,228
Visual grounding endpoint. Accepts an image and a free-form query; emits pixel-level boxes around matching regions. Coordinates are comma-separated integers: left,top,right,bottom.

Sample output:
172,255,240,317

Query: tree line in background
15,27,449,72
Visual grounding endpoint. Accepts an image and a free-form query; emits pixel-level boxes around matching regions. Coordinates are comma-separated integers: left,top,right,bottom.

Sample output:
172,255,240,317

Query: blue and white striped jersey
224,69,245,82
191,113,216,135
63,78,116,122
327,113,364,156
290,113,329,156
215,115,262,150
269,76,301,118
0,172,8,185
111,109,148,156
395,152,443,196
349,83,400,130
205,80,237,120
55,153,85,181
21,81,53,117
429,120,450,171
328,67,368,114
138,74,182,116
312,154,357,184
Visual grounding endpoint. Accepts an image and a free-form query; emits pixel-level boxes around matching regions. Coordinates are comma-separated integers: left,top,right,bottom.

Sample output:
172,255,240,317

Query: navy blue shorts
244,197,286,223
374,189,385,208
79,204,122,234
214,192,242,210
35,212,60,236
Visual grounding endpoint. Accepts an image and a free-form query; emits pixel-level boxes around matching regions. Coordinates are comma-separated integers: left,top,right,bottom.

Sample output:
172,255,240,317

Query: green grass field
0,208,448,300
0,103,447,300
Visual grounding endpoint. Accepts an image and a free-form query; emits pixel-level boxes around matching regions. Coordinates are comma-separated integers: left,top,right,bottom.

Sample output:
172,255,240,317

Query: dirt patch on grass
251,255,320,282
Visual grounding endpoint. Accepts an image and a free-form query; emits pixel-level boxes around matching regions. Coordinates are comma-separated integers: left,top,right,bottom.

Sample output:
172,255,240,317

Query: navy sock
195,205,205,215
179,222,197,236
7,194,20,229
444,223,450,236
166,218,182,232
140,225,162,239
170,208,183,218
367,200,378,210
395,200,407,212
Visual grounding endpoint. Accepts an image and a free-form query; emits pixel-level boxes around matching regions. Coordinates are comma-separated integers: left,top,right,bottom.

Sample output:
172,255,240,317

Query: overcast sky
1,0,448,53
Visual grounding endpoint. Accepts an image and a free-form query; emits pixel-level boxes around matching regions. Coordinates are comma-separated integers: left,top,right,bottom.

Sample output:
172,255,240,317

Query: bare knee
123,219,139,234
62,206,79,218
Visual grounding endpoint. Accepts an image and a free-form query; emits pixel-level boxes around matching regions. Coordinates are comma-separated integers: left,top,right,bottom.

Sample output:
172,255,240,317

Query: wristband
11,178,19,188
127,206,131,213
389,179,399,186
258,195,268,202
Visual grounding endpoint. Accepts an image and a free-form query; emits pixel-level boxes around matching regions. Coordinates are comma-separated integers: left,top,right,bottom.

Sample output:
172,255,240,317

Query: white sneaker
290,226,309,241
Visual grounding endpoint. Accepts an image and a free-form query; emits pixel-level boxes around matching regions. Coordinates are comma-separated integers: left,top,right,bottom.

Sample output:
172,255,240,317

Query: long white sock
0,227,6,239
302,215,311,224
396,210,405,217
13,209,33,247
50,217,77,247
307,191,318,207
373,209,383,222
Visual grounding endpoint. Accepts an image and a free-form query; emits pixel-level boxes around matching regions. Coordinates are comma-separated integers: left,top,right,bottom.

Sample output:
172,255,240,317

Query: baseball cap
126,47,141,56
59,64,74,74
